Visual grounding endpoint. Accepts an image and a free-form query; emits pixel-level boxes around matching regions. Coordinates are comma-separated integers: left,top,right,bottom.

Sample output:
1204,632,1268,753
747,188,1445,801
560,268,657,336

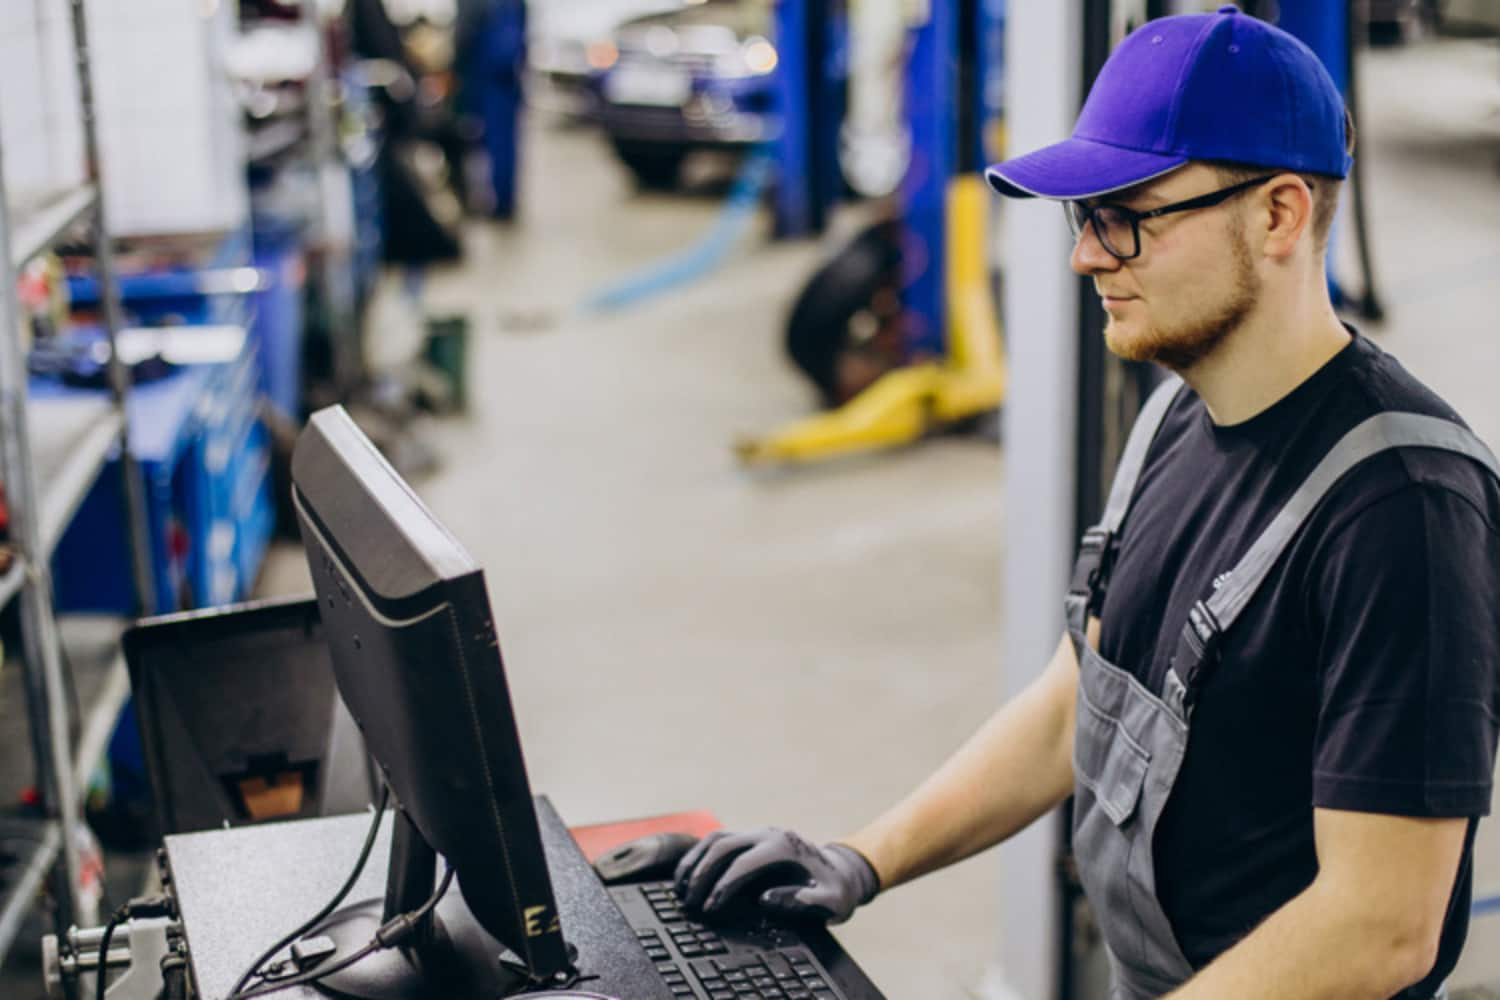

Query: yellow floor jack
735,174,1005,466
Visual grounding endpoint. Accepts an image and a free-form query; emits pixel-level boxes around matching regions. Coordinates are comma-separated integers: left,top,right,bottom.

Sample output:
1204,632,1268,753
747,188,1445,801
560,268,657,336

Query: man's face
1068,164,1261,371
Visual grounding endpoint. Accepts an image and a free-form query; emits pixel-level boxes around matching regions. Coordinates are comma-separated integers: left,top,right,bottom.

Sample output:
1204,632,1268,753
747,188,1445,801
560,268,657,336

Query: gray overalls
1066,377,1500,1000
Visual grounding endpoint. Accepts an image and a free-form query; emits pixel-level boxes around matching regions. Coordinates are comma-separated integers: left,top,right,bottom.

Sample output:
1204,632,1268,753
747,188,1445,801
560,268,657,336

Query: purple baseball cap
986,5,1352,201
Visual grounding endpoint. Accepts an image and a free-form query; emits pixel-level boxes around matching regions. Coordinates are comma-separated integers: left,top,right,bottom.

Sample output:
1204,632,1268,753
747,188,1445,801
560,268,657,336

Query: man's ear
1260,174,1314,260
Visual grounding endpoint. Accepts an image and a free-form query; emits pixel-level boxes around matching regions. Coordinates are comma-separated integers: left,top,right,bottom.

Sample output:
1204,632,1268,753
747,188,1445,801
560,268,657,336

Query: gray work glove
672,828,881,924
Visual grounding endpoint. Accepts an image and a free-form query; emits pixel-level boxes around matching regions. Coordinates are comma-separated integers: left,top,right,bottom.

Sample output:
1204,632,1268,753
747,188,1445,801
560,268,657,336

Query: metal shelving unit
0,820,62,964
9,184,98,273
0,0,155,970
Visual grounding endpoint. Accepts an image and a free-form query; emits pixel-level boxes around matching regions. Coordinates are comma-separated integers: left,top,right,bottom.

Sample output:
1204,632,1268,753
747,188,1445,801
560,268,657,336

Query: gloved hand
673,828,881,924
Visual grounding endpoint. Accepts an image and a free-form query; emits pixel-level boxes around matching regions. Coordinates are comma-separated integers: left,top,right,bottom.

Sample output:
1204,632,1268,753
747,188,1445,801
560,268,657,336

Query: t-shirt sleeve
1307,482,1500,817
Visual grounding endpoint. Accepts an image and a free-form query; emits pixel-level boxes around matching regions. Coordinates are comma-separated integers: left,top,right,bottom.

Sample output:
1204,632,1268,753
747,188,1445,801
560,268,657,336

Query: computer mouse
593,832,701,885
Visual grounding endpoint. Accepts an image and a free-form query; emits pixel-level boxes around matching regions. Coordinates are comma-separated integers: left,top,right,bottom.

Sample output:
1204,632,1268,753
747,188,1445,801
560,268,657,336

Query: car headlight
715,36,778,79
587,41,619,71
742,37,778,75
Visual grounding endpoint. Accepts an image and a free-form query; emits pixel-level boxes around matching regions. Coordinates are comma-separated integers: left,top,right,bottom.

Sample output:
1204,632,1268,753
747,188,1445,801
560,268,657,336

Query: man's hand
673,828,881,924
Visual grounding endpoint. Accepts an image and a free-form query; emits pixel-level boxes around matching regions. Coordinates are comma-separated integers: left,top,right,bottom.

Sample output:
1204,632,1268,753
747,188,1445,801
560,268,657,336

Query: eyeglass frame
1065,173,1297,261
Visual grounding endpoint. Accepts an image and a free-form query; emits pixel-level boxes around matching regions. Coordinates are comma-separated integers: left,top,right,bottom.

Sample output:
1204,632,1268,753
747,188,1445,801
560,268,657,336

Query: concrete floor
259,147,1010,996
249,28,1499,1000
1356,31,1500,994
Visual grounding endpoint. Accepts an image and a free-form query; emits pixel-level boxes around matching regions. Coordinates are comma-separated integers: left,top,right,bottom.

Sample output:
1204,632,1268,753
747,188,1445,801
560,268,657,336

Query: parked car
591,0,781,187
1365,0,1424,44
526,0,683,118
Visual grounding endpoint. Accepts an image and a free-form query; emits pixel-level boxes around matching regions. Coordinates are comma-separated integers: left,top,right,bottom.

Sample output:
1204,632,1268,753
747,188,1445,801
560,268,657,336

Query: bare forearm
1167,880,1437,1000
841,634,1078,889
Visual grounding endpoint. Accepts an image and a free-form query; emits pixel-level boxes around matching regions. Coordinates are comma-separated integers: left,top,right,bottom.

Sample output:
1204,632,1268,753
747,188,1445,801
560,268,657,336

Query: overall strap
1065,375,1186,636
1170,413,1500,703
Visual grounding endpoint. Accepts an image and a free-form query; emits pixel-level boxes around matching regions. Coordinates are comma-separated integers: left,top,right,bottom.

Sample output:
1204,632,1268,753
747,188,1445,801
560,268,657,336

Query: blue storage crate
185,346,275,606
250,219,307,420
68,222,306,422
50,343,275,614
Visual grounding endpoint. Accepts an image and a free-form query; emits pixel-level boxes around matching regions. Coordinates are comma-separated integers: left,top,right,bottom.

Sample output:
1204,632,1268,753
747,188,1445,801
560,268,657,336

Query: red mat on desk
569,811,722,863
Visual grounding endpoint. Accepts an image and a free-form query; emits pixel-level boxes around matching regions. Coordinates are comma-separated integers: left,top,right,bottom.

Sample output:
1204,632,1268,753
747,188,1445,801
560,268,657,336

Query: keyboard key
759,954,794,976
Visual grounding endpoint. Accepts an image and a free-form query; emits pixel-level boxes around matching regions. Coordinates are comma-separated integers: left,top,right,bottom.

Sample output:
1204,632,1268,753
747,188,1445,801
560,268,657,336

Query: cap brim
985,137,1188,200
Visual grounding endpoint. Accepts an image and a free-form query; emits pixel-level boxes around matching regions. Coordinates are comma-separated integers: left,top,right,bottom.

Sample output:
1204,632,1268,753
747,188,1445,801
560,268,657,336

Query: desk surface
163,799,884,1000
164,797,673,1000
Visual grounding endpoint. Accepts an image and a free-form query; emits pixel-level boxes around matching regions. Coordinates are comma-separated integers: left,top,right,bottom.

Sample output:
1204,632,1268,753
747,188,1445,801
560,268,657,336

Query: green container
424,315,470,413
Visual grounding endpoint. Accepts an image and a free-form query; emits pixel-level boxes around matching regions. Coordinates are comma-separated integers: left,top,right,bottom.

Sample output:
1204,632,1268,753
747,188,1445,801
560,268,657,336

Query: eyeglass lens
1066,203,1138,259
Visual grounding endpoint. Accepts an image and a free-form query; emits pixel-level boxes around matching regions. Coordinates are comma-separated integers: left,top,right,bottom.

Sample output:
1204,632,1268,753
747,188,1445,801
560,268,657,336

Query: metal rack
0,0,155,970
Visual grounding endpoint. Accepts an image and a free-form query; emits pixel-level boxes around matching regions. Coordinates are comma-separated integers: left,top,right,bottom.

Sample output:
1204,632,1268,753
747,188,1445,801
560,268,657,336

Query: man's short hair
1209,108,1357,254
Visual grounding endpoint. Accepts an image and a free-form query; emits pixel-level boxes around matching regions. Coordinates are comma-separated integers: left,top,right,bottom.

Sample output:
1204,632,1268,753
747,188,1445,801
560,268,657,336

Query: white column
990,1,1082,998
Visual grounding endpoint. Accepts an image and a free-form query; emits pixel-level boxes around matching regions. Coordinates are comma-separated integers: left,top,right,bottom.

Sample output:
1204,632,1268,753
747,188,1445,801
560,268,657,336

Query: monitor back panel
124,596,375,835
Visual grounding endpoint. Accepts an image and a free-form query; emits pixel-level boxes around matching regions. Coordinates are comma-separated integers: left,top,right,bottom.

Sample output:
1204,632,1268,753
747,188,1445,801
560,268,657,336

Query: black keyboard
612,880,849,1000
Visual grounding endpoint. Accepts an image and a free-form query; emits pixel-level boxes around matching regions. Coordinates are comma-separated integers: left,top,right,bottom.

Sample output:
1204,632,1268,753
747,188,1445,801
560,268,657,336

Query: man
675,7,1500,999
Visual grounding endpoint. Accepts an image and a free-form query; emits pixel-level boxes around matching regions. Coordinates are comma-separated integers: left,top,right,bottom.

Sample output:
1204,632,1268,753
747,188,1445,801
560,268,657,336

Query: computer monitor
291,405,575,998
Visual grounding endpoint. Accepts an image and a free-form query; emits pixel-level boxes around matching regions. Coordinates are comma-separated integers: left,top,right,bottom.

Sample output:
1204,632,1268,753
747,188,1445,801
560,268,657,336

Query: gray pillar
993,1,1082,998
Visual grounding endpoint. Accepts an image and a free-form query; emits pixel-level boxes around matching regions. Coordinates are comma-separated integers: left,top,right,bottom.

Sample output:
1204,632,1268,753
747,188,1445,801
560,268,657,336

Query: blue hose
1473,894,1500,918
580,150,776,314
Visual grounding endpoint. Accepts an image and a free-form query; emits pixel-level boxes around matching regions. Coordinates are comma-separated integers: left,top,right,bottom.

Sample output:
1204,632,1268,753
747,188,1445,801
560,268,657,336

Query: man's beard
1104,227,1260,371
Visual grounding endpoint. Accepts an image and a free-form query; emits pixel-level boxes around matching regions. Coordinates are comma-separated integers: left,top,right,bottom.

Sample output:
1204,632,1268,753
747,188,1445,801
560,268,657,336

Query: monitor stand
311,810,576,999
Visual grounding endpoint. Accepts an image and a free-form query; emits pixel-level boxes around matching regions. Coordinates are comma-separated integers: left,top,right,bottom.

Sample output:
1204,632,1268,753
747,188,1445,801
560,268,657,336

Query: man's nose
1070,219,1121,276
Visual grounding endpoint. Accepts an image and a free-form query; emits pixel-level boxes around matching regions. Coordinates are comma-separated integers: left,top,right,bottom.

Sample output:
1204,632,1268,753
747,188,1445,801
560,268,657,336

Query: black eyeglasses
1066,174,1283,261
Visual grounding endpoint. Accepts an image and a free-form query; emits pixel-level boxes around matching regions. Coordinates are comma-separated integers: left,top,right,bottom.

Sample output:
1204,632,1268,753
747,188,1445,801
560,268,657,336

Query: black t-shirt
1097,330,1500,993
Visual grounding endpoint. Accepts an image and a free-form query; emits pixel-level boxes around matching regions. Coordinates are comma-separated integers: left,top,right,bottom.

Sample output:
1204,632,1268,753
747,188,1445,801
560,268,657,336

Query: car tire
785,219,905,406
613,140,687,189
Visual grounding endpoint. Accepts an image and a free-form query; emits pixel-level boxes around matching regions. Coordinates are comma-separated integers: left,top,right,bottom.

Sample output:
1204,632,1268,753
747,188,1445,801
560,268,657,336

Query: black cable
229,864,456,1000
159,950,190,1000
95,903,130,1000
93,895,178,1000
226,783,391,997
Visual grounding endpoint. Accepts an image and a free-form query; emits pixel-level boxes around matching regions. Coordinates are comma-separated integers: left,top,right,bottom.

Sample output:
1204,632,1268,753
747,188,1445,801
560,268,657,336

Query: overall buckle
1069,527,1115,604
1178,600,1224,707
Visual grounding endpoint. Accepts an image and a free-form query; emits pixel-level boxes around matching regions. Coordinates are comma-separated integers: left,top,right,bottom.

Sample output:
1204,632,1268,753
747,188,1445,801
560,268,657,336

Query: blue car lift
1270,0,1384,319
771,0,848,238
739,0,1007,464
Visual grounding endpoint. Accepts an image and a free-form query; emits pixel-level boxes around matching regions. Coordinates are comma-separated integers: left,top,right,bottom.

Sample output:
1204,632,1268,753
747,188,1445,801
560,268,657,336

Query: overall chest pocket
1073,679,1152,827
